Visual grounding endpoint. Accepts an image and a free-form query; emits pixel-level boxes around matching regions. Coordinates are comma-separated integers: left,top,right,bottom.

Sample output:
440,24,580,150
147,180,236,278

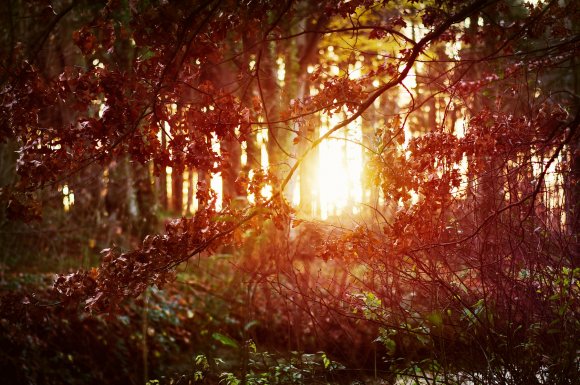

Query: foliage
1,0,580,384
0,274,194,384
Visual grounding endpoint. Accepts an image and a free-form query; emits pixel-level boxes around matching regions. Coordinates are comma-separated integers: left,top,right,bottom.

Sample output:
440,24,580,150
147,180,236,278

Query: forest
0,0,578,384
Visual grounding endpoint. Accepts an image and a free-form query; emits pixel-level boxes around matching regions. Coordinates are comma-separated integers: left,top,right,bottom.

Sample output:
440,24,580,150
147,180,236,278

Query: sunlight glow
292,176,301,207
182,168,198,215
276,56,286,85
211,133,223,211
247,128,273,204
241,141,248,167
317,111,363,219
61,184,74,212
259,129,269,171
452,110,469,198
166,166,173,205
532,153,565,225
445,39,462,60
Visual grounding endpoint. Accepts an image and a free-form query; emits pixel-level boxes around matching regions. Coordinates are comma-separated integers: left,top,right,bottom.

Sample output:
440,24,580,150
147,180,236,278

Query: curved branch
278,0,497,194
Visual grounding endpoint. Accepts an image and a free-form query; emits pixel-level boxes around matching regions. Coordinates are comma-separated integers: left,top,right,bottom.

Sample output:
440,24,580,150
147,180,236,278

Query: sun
317,112,364,220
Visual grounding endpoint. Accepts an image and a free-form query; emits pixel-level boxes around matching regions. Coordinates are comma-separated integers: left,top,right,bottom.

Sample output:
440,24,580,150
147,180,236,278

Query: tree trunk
172,165,183,215
159,130,168,212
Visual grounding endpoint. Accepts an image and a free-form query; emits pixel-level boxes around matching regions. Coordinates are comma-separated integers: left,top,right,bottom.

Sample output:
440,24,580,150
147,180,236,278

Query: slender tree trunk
133,163,157,237
159,131,168,211
185,168,194,214
260,40,284,181
221,135,242,204
172,165,183,215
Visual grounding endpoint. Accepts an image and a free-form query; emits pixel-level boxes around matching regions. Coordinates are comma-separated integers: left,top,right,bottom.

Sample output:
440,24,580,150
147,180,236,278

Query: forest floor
0,270,395,385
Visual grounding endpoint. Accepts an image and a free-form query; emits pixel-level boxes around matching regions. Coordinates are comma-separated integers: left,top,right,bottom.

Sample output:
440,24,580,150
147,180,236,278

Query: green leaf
383,338,396,355
427,311,443,327
212,332,239,349
321,352,331,369
244,320,259,331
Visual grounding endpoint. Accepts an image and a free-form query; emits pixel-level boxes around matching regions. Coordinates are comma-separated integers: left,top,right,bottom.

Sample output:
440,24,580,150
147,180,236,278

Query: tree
1,0,579,382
